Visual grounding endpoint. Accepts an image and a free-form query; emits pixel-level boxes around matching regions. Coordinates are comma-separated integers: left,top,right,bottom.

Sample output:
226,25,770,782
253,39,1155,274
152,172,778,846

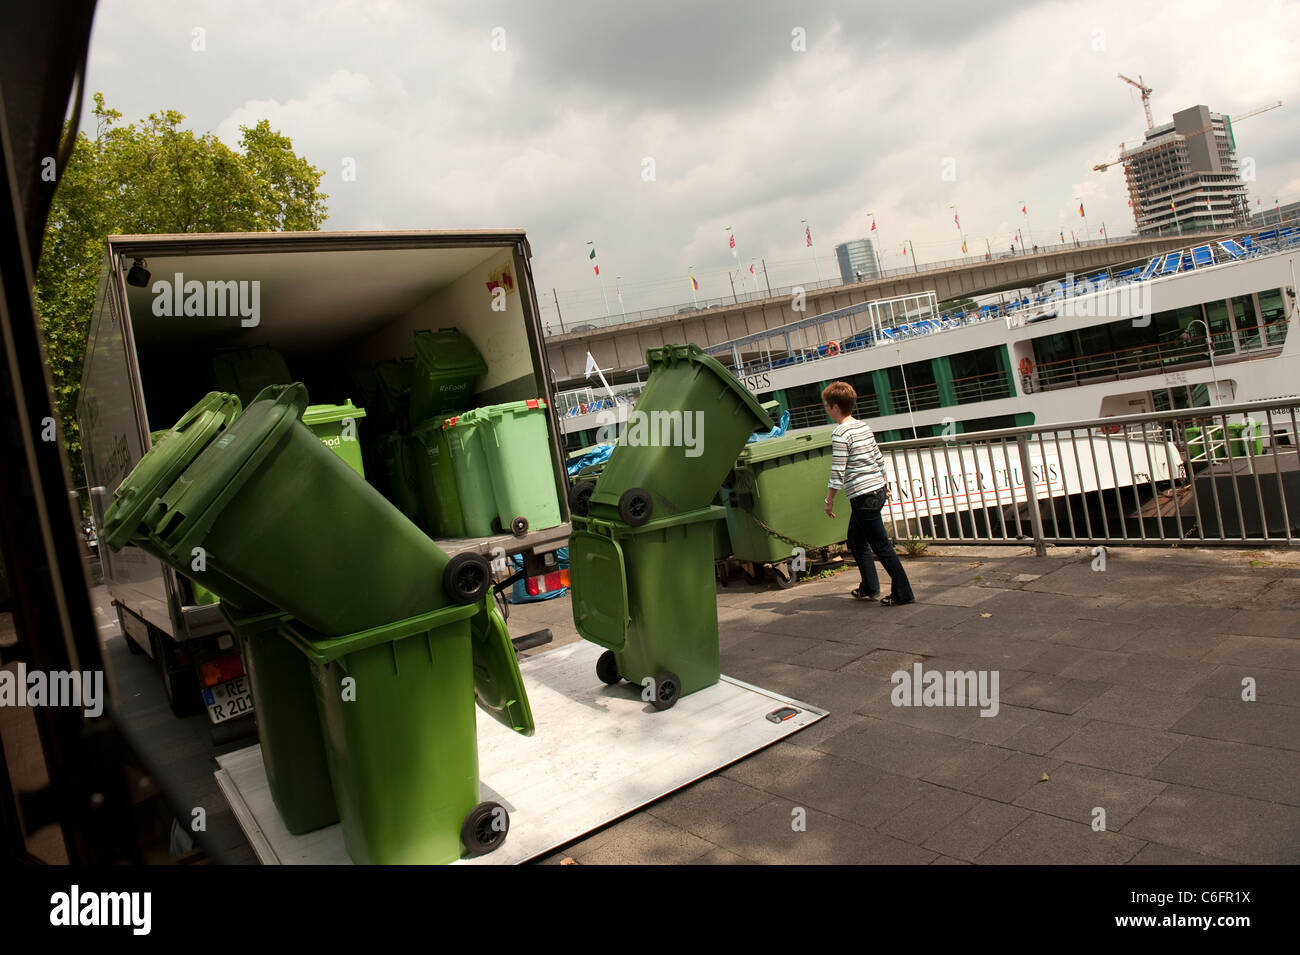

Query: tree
35,94,328,476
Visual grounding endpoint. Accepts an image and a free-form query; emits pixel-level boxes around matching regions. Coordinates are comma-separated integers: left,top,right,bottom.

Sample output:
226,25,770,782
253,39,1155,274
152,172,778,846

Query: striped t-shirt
828,418,888,499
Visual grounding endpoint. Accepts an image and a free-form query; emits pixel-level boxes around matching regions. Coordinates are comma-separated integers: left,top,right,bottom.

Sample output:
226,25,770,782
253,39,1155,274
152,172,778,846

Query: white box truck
79,230,570,720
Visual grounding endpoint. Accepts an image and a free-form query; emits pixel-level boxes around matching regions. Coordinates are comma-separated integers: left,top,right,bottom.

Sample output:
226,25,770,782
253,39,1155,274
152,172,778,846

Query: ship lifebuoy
1018,356,1034,378
826,340,840,357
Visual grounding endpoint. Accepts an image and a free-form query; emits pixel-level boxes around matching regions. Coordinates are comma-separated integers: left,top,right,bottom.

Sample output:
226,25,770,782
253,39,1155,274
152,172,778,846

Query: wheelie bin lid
302,399,367,426
469,598,535,736
413,327,488,377
101,391,242,551
474,398,548,418
736,426,835,466
440,408,486,430
646,343,772,429
141,383,310,553
410,411,461,443
374,359,413,397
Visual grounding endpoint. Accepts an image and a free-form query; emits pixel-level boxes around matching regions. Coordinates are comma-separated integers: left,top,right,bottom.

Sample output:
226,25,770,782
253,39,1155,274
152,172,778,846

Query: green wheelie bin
587,344,771,526
302,400,368,476
570,505,726,708
211,346,293,407
441,411,500,537
410,413,467,537
101,391,268,612
141,384,493,636
723,427,843,568
280,595,533,864
380,430,424,525
224,604,338,834
409,328,488,423
475,399,562,537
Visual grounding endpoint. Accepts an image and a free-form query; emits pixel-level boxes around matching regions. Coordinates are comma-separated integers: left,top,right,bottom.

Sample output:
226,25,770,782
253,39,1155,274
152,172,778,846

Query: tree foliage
36,94,328,474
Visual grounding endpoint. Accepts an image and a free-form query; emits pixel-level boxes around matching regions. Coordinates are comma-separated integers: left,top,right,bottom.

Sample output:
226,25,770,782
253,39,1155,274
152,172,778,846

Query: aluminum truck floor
214,640,826,865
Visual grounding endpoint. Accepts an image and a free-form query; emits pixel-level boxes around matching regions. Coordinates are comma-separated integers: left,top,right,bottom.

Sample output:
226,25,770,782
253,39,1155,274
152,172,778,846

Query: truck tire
149,624,203,718
116,607,146,656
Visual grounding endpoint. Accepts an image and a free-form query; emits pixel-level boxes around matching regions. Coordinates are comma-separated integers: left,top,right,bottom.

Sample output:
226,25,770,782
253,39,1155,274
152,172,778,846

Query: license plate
203,676,253,724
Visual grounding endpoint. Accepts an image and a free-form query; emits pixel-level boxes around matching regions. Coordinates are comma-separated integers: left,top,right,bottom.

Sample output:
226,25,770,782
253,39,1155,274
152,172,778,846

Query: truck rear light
526,568,570,596
200,654,247,688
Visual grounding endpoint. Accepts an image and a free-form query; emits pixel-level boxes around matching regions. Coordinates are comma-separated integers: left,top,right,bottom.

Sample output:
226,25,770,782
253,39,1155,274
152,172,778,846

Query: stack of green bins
409,328,488,423
569,344,770,707
140,384,492,636
722,427,842,566
302,400,368,476
410,412,467,537
280,595,533,864
380,431,424,525
475,399,562,537
223,603,338,834
441,411,500,537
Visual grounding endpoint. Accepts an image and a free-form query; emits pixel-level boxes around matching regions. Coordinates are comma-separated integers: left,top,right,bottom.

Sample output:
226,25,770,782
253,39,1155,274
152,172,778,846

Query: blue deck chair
1191,245,1215,268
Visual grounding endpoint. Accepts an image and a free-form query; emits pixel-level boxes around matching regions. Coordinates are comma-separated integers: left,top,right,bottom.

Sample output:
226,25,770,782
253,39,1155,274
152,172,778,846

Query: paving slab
1124,785,1300,864
976,811,1145,864
1012,762,1168,831
1048,721,1186,776
1152,737,1300,806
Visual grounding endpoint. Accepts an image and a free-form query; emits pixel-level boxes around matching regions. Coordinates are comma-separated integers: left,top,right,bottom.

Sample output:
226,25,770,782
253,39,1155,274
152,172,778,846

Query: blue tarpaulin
566,443,615,476
747,409,790,443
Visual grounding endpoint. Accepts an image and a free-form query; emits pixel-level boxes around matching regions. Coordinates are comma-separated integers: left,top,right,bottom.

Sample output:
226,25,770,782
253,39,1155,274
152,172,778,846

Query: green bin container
374,359,414,423
211,346,293,407
410,328,488,423
476,399,562,537
224,604,338,834
587,344,771,525
302,400,367,476
411,413,467,537
442,411,500,537
102,391,267,612
570,505,725,703
723,427,843,564
142,383,479,636
380,430,423,524
281,597,532,864
1185,422,1264,461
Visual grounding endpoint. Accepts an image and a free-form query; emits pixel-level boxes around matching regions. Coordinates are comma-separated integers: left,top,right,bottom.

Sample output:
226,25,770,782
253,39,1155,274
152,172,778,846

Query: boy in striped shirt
822,381,915,606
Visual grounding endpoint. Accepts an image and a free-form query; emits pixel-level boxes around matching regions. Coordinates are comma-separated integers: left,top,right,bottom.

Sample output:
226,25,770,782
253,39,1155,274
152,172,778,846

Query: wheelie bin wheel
772,562,797,590
510,515,529,537
443,552,493,604
596,650,621,685
650,669,681,711
568,480,596,517
461,801,509,857
618,488,653,526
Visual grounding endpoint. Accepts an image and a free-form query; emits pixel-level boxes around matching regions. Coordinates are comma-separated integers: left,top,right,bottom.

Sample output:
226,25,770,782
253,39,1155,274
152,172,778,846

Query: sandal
851,588,881,600
880,594,915,607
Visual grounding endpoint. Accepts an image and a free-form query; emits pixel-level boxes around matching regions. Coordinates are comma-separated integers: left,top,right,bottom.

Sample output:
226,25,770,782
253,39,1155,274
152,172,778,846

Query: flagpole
867,212,883,277
950,204,966,257
586,240,611,317
725,226,748,293
616,275,627,320
801,218,823,286
1020,201,1033,251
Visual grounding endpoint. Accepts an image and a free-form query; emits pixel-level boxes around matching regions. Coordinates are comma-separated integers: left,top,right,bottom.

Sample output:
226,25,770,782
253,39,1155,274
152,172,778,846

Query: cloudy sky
85,0,1300,324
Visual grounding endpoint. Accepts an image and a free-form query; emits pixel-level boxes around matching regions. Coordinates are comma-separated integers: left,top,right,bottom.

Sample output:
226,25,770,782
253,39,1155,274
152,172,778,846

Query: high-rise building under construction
1123,105,1248,235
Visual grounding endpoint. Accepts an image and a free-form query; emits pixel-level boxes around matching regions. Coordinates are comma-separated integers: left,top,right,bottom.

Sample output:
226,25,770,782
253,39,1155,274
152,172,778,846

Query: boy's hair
822,381,857,415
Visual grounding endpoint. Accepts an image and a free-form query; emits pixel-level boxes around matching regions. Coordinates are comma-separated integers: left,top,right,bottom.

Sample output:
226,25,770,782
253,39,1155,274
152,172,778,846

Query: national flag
1021,205,1027,215
1059,231,1064,242
1078,202,1085,217
805,226,812,247
589,247,596,259
953,213,960,228
749,263,755,275
689,273,699,291
729,232,737,257
961,240,967,254
871,219,877,233
1206,198,1212,210
593,264,600,276
1099,226,1104,235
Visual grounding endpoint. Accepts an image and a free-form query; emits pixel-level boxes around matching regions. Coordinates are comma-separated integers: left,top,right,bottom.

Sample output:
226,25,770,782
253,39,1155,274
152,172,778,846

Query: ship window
1259,288,1288,346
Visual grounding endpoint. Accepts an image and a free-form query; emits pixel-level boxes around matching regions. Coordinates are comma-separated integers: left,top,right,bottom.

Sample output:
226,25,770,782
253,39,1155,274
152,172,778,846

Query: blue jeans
847,493,914,600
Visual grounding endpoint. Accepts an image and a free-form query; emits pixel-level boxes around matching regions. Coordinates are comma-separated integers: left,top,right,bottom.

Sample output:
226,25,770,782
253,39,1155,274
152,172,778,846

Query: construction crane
1118,73,1155,130
1093,101,1282,172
